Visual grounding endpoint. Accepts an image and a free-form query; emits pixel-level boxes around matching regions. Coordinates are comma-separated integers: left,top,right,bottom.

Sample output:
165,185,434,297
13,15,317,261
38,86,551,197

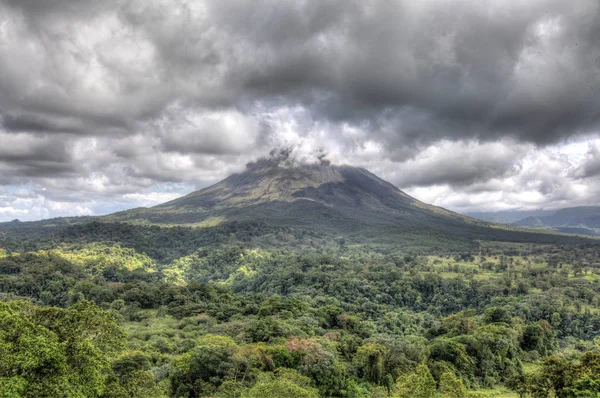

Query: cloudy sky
1,0,600,221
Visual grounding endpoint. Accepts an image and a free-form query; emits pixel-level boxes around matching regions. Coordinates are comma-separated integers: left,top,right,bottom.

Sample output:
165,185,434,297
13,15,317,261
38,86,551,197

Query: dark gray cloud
199,0,600,150
390,141,526,187
0,133,75,180
2,0,599,147
0,0,600,220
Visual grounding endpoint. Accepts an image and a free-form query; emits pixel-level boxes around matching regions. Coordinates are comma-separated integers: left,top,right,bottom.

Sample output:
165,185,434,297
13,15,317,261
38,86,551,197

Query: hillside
512,206,600,236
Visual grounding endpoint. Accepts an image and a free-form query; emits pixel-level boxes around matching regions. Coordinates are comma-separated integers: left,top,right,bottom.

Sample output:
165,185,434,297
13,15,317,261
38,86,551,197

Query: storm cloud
0,0,599,220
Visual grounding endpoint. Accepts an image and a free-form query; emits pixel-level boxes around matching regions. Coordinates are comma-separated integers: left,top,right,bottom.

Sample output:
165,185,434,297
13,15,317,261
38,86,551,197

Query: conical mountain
112,157,475,232
106,157,578,250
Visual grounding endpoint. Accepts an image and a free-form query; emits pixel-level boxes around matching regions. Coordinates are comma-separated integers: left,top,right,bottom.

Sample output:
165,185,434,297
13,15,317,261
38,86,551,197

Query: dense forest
2,234,600,397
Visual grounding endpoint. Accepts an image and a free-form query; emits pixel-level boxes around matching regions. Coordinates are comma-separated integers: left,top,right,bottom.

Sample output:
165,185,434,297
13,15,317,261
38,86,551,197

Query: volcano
99,157,585,250
0,156,590,253
109,158,475,229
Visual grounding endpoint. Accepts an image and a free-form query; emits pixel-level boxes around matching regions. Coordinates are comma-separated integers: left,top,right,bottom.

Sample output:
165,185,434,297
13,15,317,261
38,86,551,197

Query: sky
1,0,600,221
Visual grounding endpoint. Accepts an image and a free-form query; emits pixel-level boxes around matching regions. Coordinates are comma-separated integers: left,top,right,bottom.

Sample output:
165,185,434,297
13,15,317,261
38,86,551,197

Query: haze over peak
249,147,334,170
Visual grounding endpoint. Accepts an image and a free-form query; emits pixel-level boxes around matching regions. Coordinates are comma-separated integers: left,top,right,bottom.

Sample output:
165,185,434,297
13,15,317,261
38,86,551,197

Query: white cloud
403,138,600,213
123,192,182,207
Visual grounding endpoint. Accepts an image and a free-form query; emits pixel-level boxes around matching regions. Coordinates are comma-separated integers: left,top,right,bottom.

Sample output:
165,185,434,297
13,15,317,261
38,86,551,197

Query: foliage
0,300,124,397
394,364,437,398
1,241,600,396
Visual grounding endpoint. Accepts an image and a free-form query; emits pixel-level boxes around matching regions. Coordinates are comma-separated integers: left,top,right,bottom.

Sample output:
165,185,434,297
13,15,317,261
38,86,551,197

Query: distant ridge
466,210,555,224
512,206,600,236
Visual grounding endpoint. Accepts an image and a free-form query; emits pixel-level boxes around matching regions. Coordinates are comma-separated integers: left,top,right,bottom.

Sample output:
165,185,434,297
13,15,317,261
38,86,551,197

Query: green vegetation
2,239,600,396
0,300,124,397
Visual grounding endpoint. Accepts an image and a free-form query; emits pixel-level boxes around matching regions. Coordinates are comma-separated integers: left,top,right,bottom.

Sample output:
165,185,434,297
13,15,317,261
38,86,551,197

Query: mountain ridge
466,209,555,224
512,206,600,236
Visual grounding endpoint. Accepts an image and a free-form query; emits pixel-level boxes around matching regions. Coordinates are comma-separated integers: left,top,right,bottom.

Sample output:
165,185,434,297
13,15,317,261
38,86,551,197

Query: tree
428,339,475,378
482,307,511,324
286,337,349,395
522,320,557,356
242,379,317,398
104,351,164,397
0,300,124,397
439,372,468,398
241,369,319,398
354,342,388,384
540,355,572,396
394,364,436,398
169,344,234,397
505,373,528,398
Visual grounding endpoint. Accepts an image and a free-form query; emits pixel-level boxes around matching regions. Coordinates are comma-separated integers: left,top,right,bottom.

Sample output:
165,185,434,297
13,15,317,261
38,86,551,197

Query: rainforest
2,229,600,397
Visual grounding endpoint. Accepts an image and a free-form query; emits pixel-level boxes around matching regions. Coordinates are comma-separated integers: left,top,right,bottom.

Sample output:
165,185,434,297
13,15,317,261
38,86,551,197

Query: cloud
388,140,527,187
2,0,599,147
0,189,94,221
157,108,264,155
122,192,182,207
402,140,597,213
0,0,599,220
0,133,75,180
573,140,600,179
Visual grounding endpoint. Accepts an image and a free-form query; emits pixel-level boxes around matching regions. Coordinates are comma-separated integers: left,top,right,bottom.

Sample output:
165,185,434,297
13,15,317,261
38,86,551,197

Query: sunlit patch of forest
3,240,600,397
